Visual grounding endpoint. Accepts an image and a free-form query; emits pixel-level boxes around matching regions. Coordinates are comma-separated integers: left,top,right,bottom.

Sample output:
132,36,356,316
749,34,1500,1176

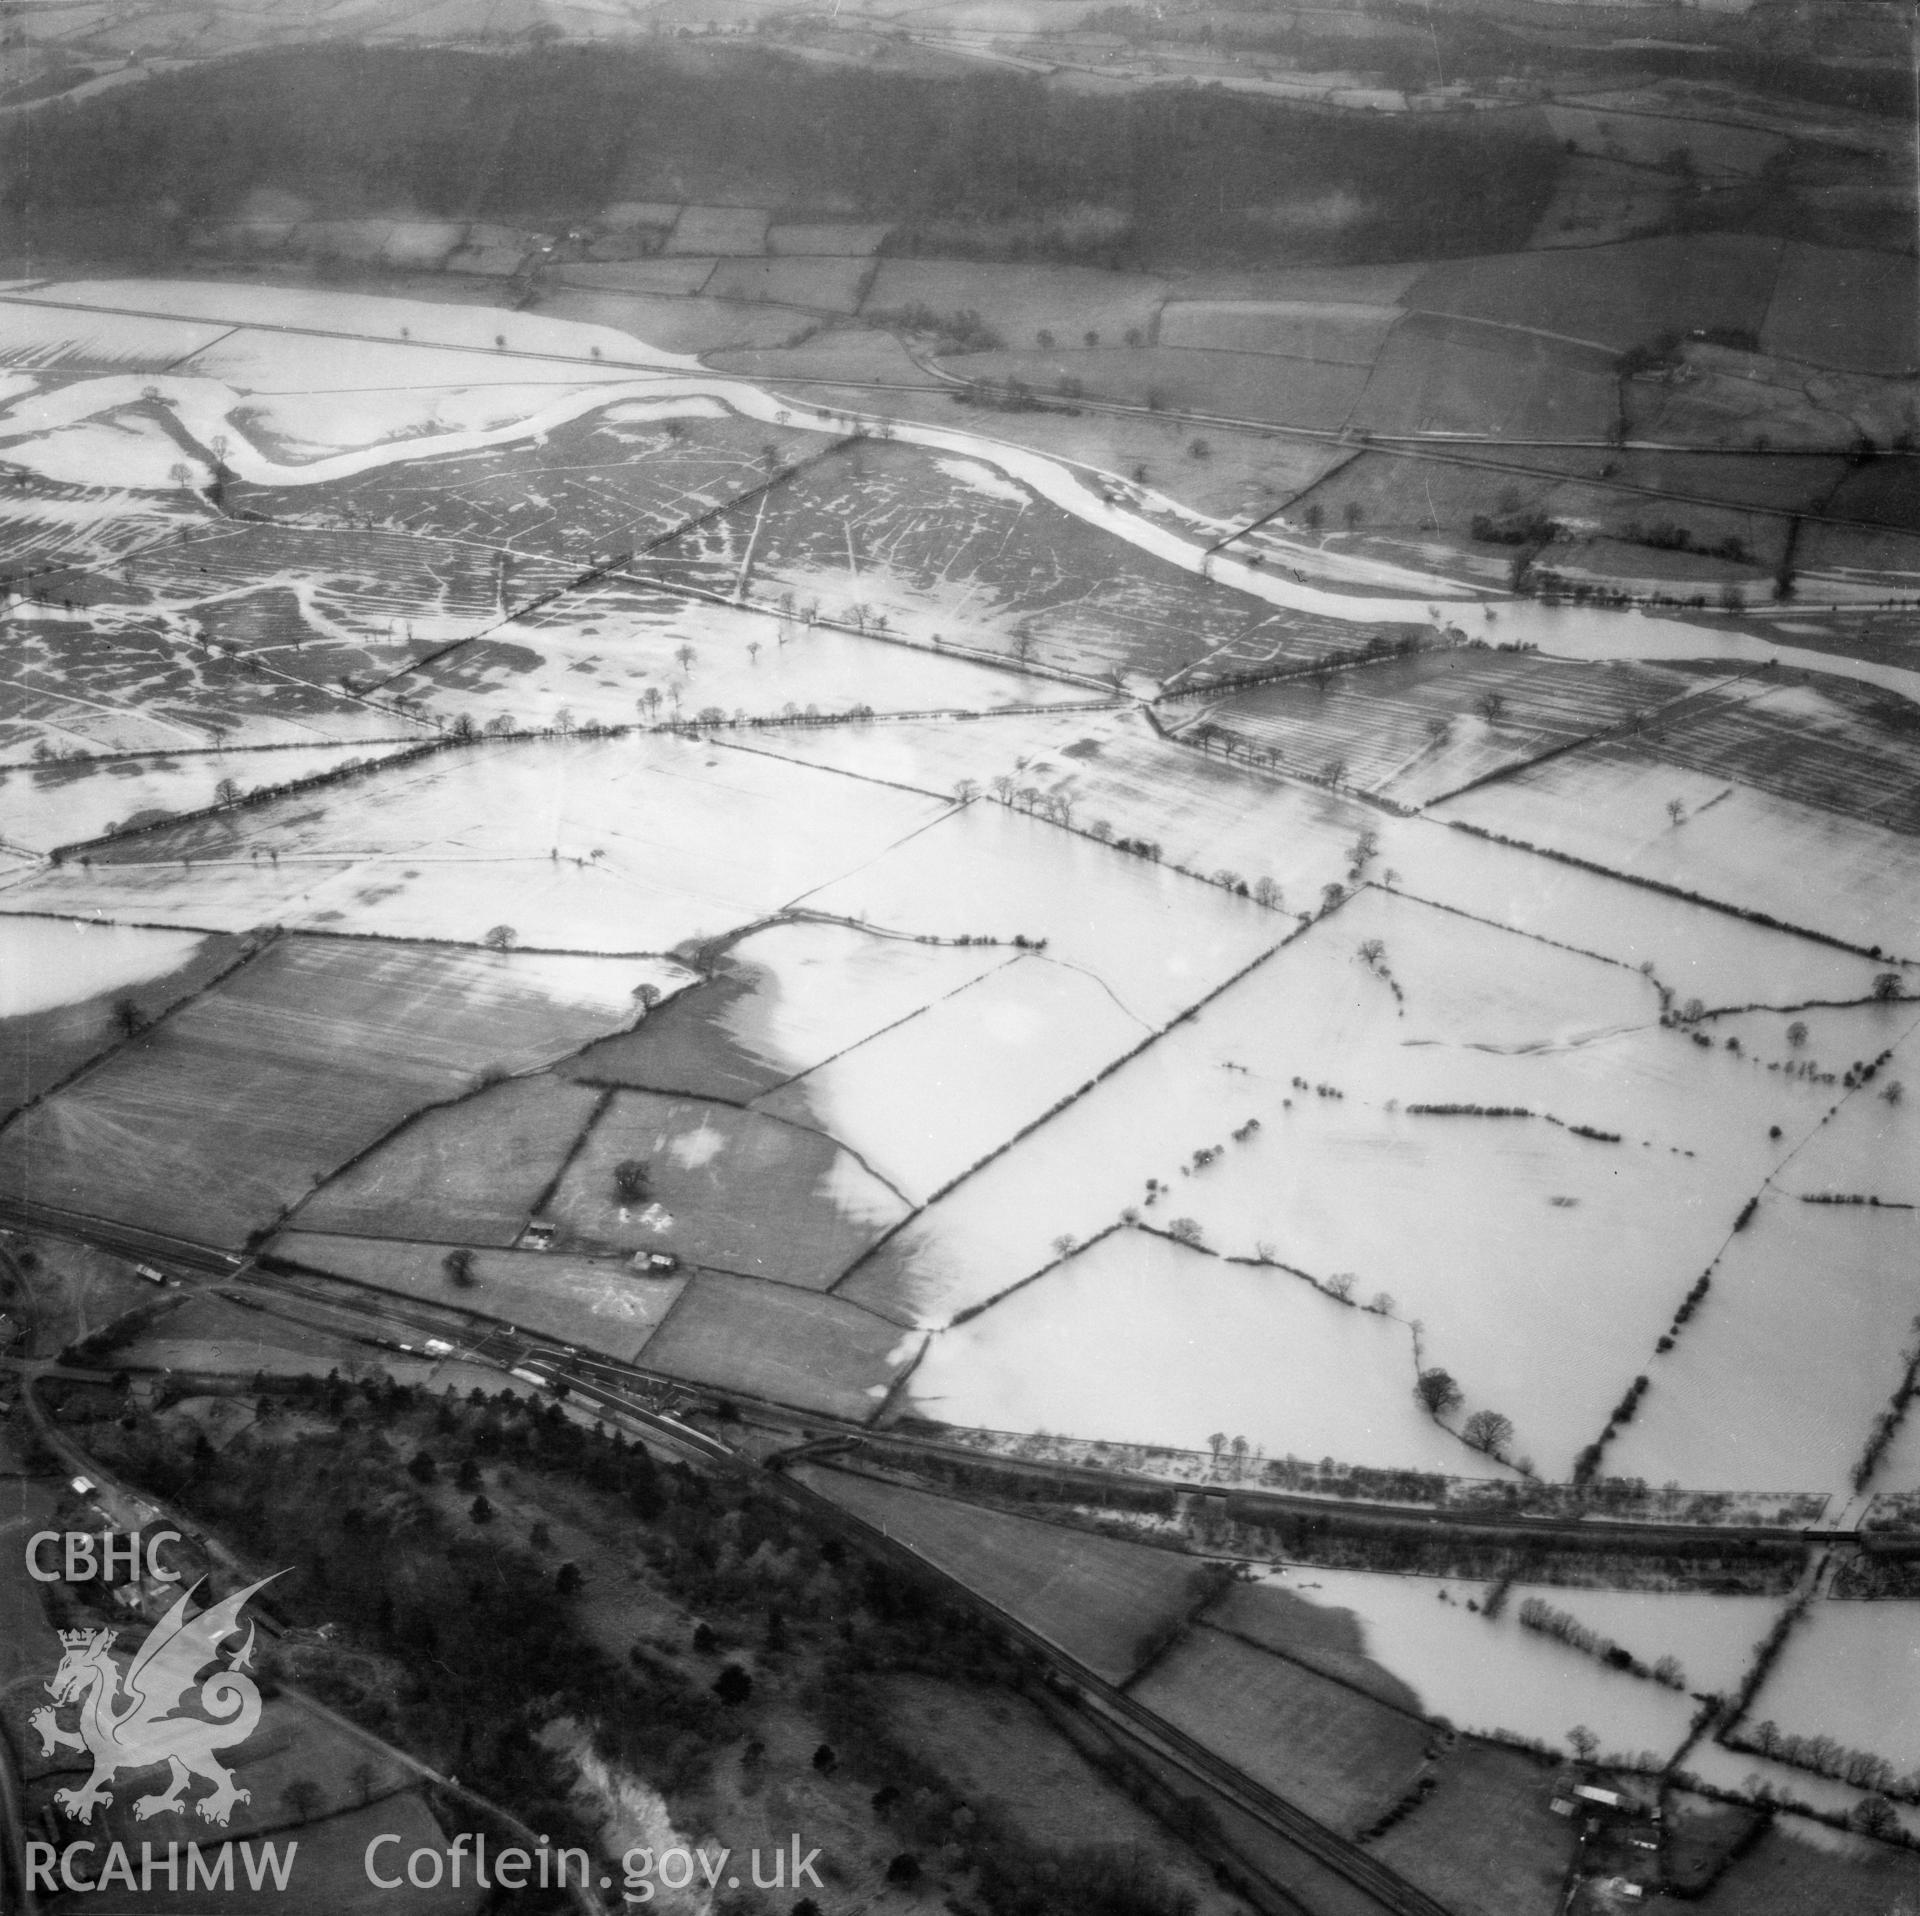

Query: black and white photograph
0,0,1917,1910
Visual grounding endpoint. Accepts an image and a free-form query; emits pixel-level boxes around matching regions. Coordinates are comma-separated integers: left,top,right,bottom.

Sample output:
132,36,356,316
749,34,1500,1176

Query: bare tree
482,924,517,951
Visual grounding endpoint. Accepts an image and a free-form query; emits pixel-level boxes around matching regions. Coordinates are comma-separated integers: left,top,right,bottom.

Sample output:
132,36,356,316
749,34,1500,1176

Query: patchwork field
0,936,645,1246
1371,1740,1574,1916
790,1463,1214,1685
1129,1625,1431,1834
1762,244,1920,377
861,259,1168,351
545,1086,909,1283
634,1272,916,1419
1,254,1917,1890
1540,104,1784,178
1158,301,1399,365
941,346,1370,433
290,1074,607,1246
0,918,234,1117
270,1230,686,1360
1404,235,1786,357
1348,314,1617,442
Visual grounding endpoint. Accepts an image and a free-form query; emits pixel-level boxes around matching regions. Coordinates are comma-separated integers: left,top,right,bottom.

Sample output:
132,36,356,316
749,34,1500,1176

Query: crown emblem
58,1628,105,1648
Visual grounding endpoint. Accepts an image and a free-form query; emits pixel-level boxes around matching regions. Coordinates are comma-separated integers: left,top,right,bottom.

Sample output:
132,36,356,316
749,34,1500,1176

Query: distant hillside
0,42,1565,271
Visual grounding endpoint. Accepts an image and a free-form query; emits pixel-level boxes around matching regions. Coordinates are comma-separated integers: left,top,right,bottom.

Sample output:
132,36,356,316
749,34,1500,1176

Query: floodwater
0,915,205,1017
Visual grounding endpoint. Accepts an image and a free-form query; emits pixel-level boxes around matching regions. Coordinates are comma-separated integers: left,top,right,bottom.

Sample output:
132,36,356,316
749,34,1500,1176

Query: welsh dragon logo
31,1574,280,1827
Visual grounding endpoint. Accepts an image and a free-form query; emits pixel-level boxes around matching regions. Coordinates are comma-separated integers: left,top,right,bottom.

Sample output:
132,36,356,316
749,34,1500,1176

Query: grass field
1404,235,1784,357
537,287,814,355
941,345,1369,433
545,1087,909,1285
272,1230,685,1360
875,1673,1233,1905
120,1292,380,1376
637,1273,917,1419
556,258,718,295
790,1464,1214,1684
44,1688,415,1846
1762,243,1920,377
1541,104,1783,178
665,205,770,255
1528,154,1680,250
1699,1821,1920,1916
0,921,233,1119
1204,1580,1423,1712
1371,1740,1572,1916
1158,301,1398,365
1129,1624,1430,1833
703,256,873,313
1348,314,1616,442
705,325,937,388
0,937,641,1247
292,1074,605,1246
768,223,893,257
862,259,1168,350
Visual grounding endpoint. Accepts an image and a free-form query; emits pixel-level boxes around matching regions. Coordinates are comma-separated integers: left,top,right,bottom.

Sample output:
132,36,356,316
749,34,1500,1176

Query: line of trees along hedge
1,45,1562,267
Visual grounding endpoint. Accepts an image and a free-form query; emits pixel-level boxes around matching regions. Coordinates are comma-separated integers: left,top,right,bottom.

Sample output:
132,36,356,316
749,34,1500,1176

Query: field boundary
0,925,277,1141
1437,816,1911,964
49,735,466,865
833,912,1314,1299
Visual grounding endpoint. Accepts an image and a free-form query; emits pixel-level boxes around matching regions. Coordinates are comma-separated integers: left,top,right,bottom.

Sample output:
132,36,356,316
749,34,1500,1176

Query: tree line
1,43,1563,269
